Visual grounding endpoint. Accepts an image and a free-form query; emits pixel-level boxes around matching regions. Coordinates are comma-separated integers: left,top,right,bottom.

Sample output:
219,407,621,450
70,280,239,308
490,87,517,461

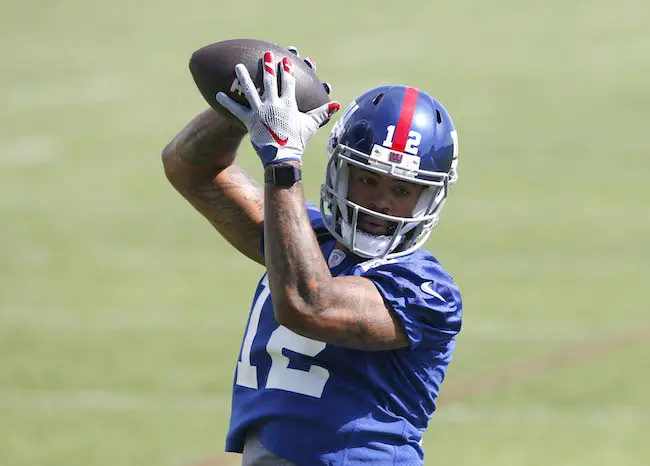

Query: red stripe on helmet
391,87,419,152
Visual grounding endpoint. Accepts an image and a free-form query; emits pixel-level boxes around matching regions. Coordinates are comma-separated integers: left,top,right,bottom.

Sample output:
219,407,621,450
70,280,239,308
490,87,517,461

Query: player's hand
216,51,340,168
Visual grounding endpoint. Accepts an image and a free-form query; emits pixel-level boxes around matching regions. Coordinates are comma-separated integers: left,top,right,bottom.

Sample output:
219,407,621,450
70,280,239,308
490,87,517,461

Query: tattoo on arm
312,278,408,351
186,166,265,264
165,109,246,167
264,177,330,306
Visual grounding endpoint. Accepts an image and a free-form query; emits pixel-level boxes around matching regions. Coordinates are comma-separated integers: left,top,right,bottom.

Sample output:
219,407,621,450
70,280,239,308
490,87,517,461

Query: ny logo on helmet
388,152,403,163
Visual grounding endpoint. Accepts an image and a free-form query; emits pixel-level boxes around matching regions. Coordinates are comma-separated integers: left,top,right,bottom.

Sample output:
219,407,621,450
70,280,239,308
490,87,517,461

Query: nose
366,181,398,215
368,197,392,216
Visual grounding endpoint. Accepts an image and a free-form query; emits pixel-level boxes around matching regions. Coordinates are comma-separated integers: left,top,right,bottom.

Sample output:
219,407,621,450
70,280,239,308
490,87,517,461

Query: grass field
1,0,649,465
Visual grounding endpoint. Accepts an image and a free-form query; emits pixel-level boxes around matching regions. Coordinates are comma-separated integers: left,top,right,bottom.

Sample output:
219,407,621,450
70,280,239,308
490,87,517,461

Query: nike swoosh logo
420,282,446,302
262,122,288,146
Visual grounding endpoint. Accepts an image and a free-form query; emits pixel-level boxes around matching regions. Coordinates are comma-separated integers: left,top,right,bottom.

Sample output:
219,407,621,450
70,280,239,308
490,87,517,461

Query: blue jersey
226,204,462,465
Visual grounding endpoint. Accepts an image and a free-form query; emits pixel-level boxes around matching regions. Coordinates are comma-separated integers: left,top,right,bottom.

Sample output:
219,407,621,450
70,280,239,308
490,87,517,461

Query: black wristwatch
264,164,302,188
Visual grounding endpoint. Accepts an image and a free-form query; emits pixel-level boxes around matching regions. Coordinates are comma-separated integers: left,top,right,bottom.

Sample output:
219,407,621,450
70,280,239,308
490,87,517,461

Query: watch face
277,167,296,185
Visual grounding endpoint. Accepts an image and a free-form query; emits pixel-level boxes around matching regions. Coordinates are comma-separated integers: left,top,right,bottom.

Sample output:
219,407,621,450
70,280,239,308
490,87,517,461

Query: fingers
262,51,278,101
308,101,341,127
280,56,296,101
216,92,251,122
303,56,316,71
286,46,331,94
286,45,317,71
234,63,262,111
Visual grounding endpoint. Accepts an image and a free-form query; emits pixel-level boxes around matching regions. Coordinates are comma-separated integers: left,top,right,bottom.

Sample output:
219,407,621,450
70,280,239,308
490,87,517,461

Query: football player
162,48,462,466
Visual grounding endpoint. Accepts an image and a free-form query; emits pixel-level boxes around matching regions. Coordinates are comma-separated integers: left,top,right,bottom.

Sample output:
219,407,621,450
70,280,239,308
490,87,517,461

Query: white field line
0,388,231,412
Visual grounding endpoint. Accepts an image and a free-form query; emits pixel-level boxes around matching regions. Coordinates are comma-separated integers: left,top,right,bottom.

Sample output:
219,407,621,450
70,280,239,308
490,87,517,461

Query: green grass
1,0,649,465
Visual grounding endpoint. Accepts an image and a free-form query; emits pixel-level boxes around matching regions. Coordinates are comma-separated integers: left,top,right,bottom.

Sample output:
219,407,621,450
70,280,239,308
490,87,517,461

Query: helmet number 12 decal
382,125,422,155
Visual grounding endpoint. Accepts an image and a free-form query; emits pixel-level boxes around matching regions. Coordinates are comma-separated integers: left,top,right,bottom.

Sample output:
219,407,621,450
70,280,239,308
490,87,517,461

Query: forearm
162,108,246,189
162,109,265,264
263,164,334,323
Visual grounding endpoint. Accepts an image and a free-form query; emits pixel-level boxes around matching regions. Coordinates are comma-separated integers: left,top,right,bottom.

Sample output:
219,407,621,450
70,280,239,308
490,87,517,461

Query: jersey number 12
236,275,330,398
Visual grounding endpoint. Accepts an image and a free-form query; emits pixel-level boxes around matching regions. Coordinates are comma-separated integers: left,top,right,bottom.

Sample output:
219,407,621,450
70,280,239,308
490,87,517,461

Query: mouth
357,214,392,236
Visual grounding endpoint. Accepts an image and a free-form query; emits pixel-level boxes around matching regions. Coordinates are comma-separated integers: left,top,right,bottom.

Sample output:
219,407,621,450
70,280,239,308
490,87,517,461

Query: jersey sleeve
359,258,462,350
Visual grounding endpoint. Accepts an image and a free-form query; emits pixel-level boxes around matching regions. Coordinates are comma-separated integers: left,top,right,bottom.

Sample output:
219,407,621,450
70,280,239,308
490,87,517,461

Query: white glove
216,51,340,167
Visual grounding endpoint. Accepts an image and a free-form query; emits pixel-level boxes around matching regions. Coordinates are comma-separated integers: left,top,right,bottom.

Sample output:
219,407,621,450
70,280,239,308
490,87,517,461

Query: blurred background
1,0,649,465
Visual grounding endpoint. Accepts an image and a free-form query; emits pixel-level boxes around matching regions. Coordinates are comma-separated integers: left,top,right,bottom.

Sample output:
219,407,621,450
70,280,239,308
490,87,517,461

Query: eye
393,186,412,197
358,175,376,186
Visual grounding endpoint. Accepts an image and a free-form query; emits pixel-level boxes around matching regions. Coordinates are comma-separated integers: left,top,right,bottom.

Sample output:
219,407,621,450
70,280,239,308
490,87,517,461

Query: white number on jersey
382,125,422,155
266,326,329,397
236,274,331,398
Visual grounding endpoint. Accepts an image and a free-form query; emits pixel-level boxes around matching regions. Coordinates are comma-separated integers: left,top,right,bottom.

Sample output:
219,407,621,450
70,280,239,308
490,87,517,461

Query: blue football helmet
320,85,459,259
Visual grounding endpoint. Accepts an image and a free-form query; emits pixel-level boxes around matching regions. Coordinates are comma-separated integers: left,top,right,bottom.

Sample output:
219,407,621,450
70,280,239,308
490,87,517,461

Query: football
189,38,331,123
